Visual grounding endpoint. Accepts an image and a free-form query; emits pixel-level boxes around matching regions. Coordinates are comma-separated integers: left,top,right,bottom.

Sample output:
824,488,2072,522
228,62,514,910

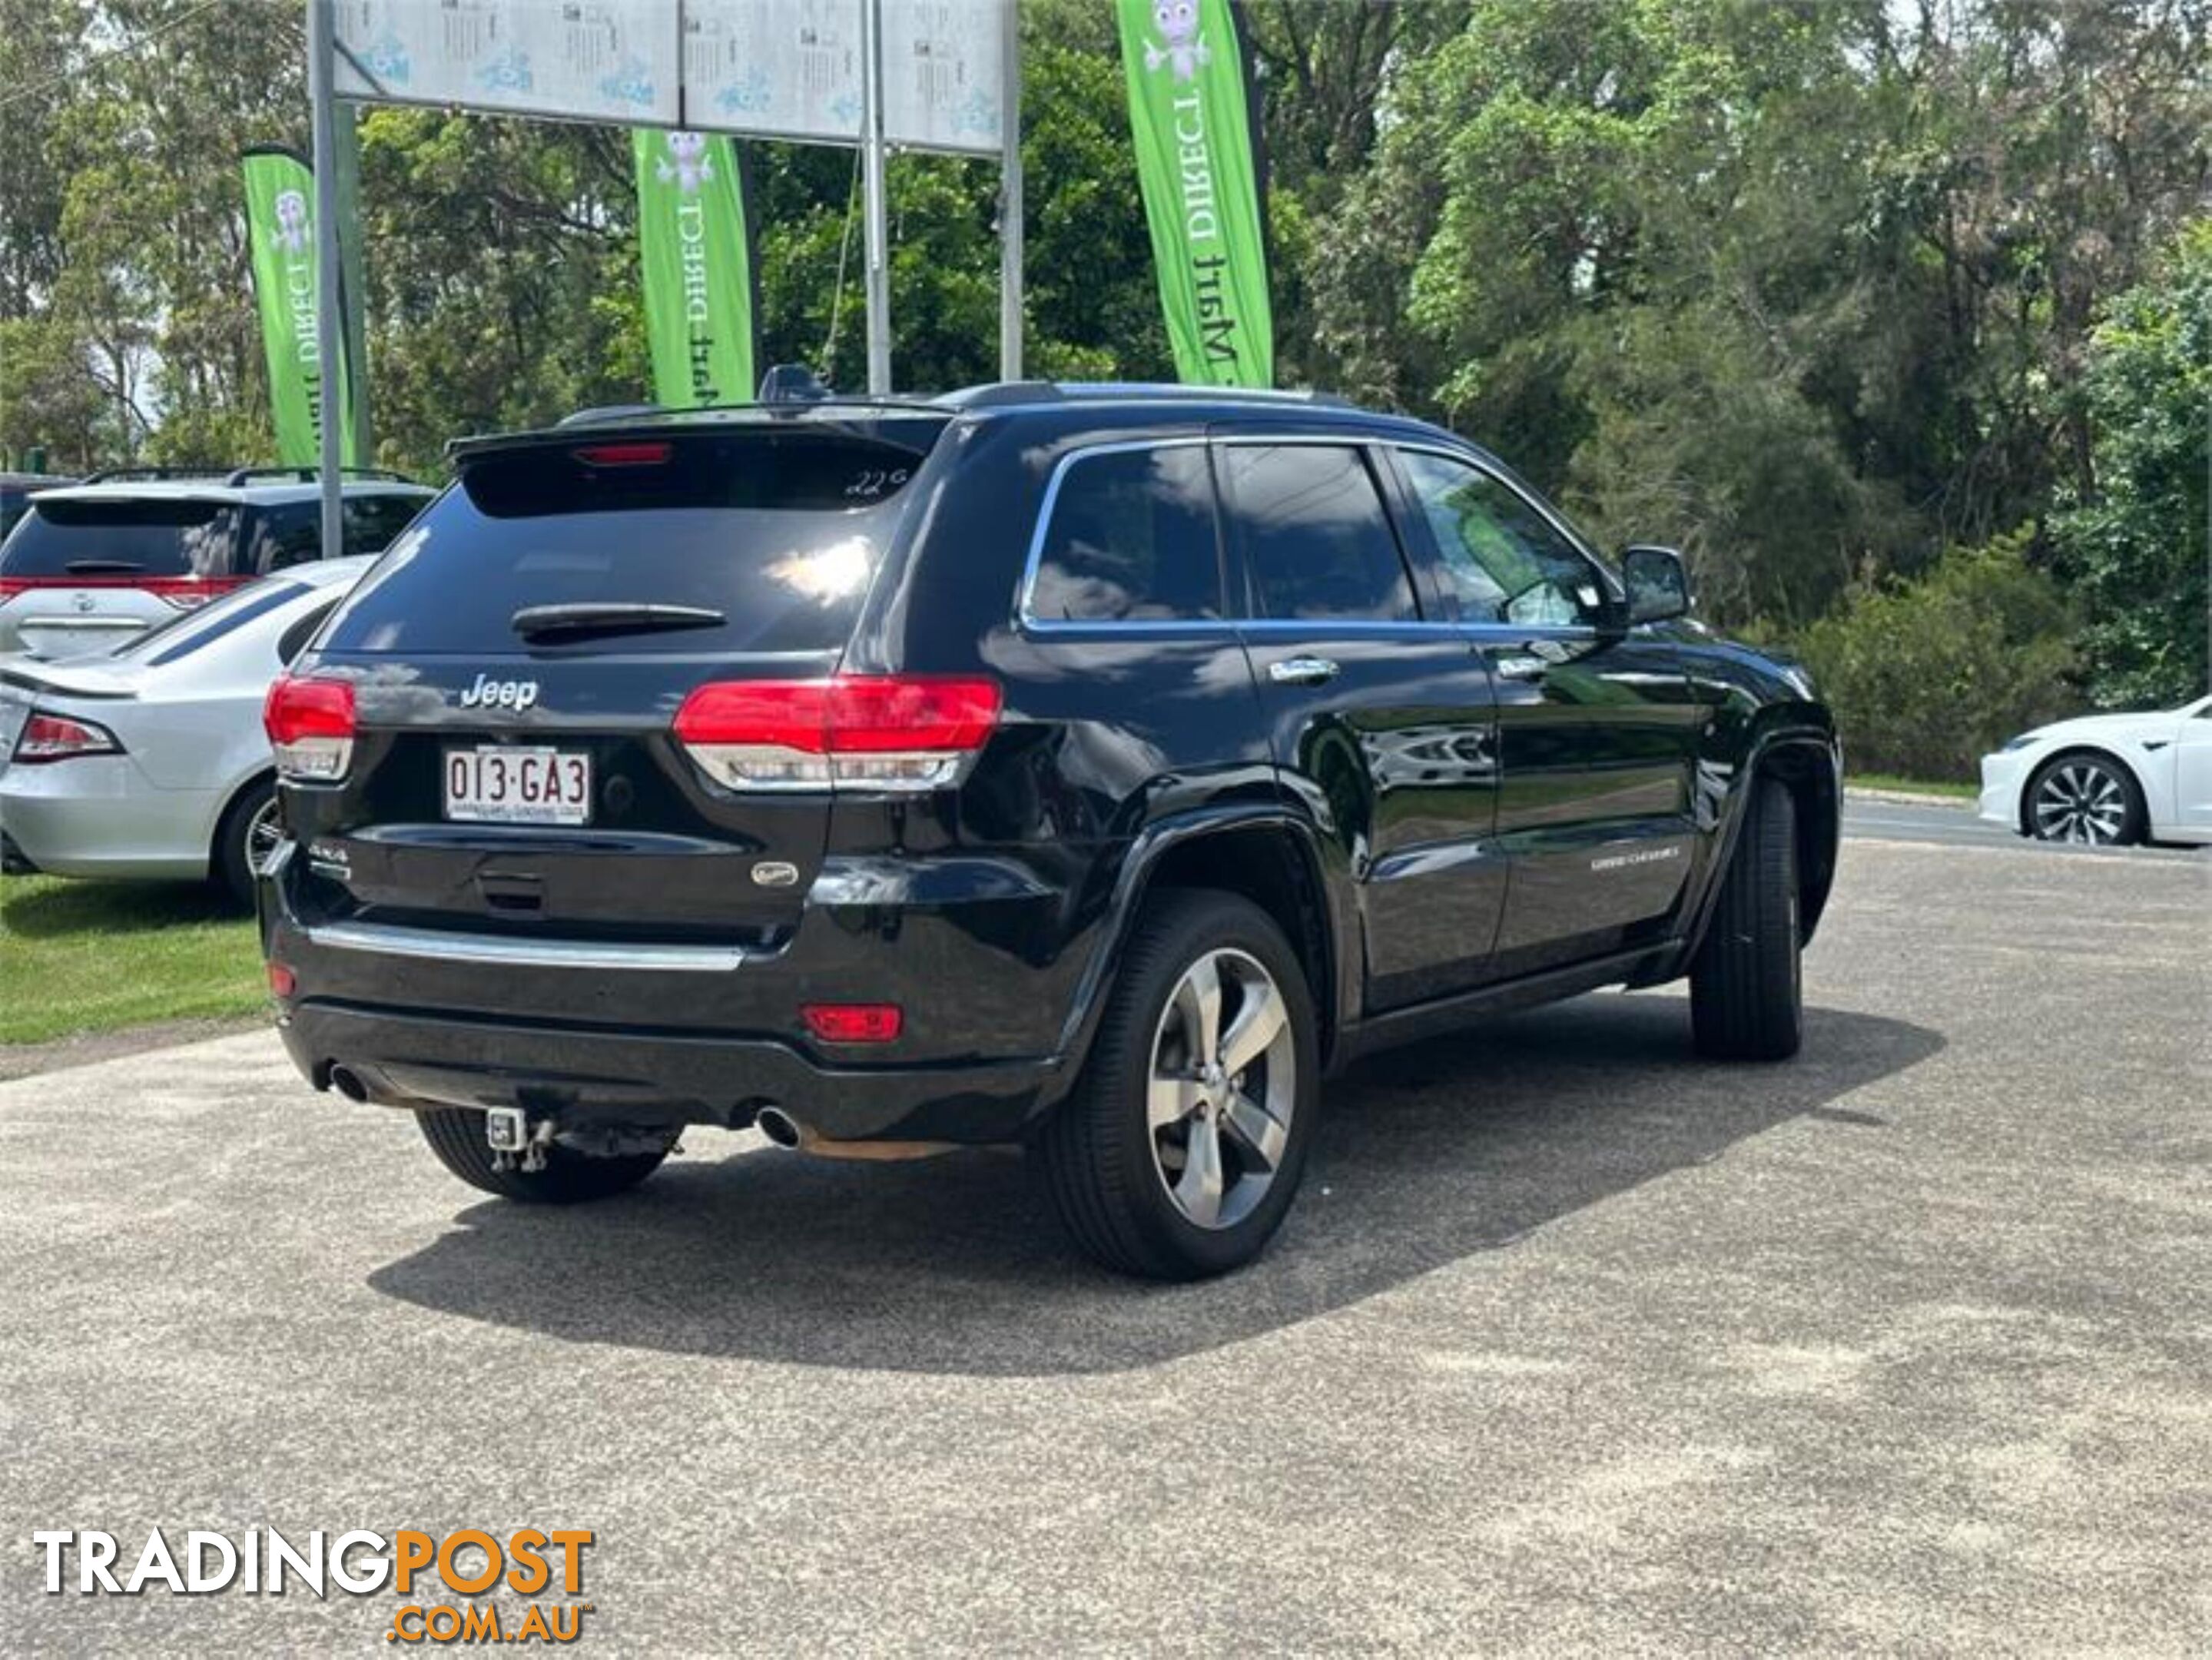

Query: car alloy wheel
1146,947,1295,1231
246,795,285,875
2031,760,2130,844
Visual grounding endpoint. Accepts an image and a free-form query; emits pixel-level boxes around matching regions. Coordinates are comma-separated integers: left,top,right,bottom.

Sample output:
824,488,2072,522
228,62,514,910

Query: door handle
1269,656,1341,686
1490,641,1558,681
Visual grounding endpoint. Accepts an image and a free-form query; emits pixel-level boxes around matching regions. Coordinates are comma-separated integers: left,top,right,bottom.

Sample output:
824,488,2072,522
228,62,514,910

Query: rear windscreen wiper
510,602,727,642
65,559,148,574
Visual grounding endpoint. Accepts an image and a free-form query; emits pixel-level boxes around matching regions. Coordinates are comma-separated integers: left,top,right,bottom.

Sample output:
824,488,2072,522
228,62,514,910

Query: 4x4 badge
751,861,798,888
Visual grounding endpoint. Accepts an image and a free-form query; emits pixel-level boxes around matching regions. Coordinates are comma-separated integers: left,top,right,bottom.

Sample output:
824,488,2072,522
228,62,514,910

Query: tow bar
485,1107,554,1173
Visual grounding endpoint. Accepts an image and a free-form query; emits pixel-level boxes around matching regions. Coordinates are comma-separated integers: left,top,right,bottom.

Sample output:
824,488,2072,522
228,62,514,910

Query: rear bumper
259,838,1100,1145
274,999,1061,1143
0,761,214,878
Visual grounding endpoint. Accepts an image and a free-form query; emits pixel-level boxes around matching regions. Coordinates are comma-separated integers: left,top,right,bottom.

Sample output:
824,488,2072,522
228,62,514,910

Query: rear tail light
673,675,1002,792
12,712,122,763
0,574,243,609
263,673,357,781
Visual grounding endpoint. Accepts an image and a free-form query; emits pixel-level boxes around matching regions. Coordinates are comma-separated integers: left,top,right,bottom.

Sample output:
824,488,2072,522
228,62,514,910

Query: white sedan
1978,695,2212,847
0,557,370,904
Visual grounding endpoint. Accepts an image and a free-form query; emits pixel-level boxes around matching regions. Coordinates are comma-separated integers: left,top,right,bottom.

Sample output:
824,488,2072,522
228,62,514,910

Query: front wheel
1690,775,1802,1061
415,1107,669,1203
1039,890,1319,1280
2026,753,2144,845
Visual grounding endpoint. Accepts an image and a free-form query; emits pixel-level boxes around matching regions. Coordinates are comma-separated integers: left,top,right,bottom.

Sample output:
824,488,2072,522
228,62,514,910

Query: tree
2049,218,2211,708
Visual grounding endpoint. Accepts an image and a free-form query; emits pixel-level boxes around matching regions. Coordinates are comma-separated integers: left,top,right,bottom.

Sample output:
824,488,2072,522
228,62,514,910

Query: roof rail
221,465,420,486
944,380,1355,410
75,465,230,484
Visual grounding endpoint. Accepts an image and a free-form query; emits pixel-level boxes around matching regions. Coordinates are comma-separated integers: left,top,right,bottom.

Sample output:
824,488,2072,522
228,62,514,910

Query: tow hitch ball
485,1107,553,1174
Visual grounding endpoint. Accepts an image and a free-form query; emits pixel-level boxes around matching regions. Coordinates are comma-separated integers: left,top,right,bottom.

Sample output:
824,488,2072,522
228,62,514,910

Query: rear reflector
267,963,297,999
12,712,122,763
674,675,1001,792
263,674,357,782
801,1003,904,1044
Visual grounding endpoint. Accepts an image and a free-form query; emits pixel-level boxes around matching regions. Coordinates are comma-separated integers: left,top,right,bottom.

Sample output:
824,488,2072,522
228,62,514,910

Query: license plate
443,746,592,825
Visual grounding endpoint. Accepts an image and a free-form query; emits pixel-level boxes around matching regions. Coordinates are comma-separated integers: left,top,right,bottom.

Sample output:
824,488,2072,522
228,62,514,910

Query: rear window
319,427,944,656
0,498,240,579
1027,445,1222,623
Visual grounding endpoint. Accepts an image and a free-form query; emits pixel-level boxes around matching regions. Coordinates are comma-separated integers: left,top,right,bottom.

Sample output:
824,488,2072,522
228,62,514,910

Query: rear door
287,423,945,941
1218,436,1504,1011
1388,446,1700,977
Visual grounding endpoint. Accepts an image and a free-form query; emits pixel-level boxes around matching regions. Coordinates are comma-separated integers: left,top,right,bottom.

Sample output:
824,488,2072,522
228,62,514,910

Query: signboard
682,0,863,146
337,0,1002,154
878,1,1003,155
334,0,682,128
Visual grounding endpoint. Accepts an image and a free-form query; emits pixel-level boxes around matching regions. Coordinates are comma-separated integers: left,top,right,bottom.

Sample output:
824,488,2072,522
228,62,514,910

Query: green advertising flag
1116,0,1274,387
240,148,357,467
632,129,757,409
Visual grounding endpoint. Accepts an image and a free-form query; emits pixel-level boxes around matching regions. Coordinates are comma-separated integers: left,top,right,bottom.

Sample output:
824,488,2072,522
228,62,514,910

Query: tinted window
0,498,240,579
342,493,425,558
1398,451,1607,628
277,599,340,665
1221,444,1417,622
319,425,945,657
244,502,321,575
1027,445,1220,622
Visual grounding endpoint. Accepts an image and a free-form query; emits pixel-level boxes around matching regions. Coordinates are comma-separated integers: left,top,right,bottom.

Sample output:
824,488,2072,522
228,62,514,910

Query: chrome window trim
1019,431,1481,637
1015,437,1215,634
301,919,754,972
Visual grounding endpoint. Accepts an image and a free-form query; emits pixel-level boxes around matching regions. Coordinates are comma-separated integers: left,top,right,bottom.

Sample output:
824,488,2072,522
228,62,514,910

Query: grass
0,874,265,1045
1847,772,1979,800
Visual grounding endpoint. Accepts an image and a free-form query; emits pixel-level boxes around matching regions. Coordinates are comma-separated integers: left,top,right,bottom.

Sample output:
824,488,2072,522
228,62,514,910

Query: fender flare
1649,722,1841,982
1039,804,1345,1110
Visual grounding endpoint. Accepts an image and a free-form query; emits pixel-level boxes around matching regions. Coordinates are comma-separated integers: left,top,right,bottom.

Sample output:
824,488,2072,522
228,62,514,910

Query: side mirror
1621,545,1691,625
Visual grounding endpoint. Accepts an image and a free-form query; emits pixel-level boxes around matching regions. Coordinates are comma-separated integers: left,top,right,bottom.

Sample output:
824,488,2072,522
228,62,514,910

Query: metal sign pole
307,0,345,557
998,0,1022,382
861,0,892,394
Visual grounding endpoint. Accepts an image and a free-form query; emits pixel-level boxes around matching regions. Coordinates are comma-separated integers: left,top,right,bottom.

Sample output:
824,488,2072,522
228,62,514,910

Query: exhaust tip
755,1106,801,1149
328,1064,370,1104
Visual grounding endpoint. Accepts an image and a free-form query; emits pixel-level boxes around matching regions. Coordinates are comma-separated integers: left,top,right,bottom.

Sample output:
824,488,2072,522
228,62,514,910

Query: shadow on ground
369,994,1942,1376
0,875,244,936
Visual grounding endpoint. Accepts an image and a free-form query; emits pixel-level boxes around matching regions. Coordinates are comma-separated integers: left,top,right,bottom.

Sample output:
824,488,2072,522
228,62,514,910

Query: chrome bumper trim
300,919,751,972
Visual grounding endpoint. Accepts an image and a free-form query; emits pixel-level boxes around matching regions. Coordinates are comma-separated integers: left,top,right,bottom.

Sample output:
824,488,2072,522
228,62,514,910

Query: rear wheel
1690,775,1802,1061
214,778,281,910
2026,752,2144,845
1039,889,1318,1280
414,1107,669,1203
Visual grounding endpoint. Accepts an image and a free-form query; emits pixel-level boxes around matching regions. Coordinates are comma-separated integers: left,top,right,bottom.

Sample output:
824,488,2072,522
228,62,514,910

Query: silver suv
0,466,432,658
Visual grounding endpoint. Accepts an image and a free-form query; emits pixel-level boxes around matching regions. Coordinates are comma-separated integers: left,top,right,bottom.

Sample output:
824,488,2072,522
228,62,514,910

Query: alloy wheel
246,797,285,875
1146,948,1296,1231
2031,762,2128,845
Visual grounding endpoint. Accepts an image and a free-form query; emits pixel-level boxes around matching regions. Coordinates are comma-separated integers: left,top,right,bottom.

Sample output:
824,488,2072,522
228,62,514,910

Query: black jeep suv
260,383,1839,1279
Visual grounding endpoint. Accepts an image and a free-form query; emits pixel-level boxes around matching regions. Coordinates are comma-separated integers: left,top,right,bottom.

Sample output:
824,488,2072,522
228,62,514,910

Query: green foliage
2049,220,2211,709
1798,531,2078,779
0,0,2204,705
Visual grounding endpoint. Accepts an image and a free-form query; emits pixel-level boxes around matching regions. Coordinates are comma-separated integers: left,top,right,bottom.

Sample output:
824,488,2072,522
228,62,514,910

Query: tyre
1690,775,1802,1061
2025,752,2145,846
1039,889,1319,1280
214,777,282,910
414,1107,669,1204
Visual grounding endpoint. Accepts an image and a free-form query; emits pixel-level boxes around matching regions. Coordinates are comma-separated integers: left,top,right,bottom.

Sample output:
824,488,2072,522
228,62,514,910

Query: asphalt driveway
2,835,2205,1653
